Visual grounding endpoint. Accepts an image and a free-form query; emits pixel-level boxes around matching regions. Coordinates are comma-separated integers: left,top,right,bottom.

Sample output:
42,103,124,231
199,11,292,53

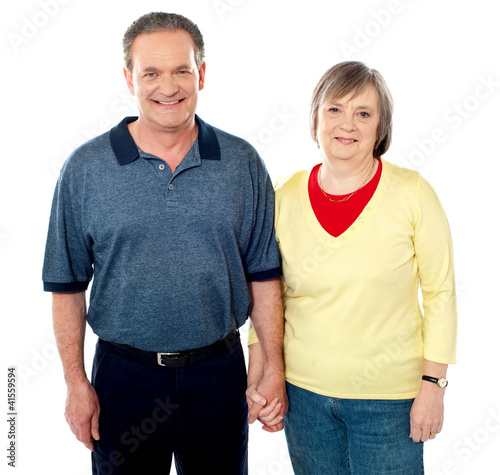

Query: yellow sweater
249,159,457,399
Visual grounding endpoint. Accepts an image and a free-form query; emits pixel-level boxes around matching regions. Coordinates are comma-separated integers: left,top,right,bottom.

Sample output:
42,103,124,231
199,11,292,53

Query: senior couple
43,11,457,475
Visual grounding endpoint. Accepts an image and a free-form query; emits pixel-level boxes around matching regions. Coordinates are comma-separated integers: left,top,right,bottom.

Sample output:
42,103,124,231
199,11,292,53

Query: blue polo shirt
42,116,281,352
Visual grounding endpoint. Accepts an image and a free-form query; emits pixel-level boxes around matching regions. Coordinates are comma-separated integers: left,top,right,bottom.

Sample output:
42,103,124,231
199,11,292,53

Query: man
43,12,286,474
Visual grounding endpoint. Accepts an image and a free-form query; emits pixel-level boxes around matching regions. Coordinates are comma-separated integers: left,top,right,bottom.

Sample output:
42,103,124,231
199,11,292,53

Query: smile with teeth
154,99,184,105
336,137,357,144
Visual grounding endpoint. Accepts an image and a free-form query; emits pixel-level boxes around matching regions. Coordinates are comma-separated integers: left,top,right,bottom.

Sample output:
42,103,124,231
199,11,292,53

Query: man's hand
247,374,287,432
65,379,101,451
246,339,287,432
52,291,99,450
246,278,287,431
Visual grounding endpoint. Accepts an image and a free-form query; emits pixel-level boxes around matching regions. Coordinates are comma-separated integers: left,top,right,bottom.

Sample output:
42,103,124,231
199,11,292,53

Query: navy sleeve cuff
43,281,90,292
246,266,282,282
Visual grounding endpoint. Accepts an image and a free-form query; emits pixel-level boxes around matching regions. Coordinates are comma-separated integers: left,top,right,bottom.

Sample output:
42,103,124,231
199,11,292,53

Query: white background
1,0,499,474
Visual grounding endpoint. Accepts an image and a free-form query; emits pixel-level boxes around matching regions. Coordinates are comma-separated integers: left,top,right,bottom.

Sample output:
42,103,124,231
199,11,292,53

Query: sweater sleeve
248,320,259,346
413,175,457,364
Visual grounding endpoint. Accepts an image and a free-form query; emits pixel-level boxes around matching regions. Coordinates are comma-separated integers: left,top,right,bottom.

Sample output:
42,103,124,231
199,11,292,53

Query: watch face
438,378,447,388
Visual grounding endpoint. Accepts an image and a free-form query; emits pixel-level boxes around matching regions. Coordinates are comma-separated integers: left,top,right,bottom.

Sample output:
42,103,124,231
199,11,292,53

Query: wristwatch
422,375,448,388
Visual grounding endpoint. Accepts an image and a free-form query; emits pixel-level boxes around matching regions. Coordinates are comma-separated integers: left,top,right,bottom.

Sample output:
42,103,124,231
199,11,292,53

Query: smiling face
124,29,206,135
316,84,380,164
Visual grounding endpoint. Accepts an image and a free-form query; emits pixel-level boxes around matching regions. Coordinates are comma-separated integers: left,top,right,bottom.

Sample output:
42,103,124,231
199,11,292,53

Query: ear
123,67,135,96
198,62,206,91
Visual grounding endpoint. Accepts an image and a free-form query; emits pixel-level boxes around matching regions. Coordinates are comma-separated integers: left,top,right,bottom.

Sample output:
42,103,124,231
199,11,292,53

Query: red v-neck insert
308,159,382,237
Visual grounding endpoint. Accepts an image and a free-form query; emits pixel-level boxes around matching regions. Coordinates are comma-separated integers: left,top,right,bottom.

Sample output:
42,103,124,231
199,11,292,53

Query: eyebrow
141,64,194,73
175,64,194,70
355,105,376,111
326,102,376,111
329,101,375,110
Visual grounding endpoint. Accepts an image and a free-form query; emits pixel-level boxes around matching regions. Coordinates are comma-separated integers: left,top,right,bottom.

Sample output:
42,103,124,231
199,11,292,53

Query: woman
247,61,457,474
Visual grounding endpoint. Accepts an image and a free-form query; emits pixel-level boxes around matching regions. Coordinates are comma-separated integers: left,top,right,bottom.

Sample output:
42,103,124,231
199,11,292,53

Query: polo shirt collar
109,115,221,166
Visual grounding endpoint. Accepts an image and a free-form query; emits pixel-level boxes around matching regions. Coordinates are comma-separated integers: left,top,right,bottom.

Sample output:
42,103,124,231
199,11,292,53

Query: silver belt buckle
157,352,181,366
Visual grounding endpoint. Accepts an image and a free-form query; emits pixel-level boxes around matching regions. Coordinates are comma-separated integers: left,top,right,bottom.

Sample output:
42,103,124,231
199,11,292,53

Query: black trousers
91,337,248,474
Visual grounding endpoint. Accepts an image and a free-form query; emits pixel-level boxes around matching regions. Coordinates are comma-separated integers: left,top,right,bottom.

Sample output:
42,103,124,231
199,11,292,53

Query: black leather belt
105,330,240,368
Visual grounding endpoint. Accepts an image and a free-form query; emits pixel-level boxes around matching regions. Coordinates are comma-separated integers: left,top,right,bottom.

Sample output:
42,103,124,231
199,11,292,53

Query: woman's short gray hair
123,12,205,72
310,61,393,157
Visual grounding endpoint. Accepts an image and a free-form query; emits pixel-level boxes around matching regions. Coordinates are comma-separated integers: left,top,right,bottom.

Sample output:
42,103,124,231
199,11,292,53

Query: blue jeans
91,338,248,474
284,382,424,474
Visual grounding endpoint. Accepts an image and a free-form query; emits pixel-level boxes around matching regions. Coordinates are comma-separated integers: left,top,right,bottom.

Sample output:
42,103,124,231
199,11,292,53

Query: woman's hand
409,384,444,442
246,340,287,432
246,379,285,432
410,360,448,442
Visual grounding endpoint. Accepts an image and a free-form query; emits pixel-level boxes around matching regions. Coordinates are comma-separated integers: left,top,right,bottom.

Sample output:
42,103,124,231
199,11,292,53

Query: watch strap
422,375,439,384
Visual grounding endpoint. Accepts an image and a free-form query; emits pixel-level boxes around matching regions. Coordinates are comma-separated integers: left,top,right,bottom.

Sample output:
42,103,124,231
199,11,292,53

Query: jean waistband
101,330,240,368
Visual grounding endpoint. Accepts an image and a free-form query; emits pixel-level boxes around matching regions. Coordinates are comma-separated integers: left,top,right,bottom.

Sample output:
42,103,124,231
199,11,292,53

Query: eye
145,72,158,78
328,107,340,113
359,111,370,118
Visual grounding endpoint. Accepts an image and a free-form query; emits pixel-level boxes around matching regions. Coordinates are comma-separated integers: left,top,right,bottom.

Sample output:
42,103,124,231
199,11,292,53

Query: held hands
246,373,288,432
65,379,101,451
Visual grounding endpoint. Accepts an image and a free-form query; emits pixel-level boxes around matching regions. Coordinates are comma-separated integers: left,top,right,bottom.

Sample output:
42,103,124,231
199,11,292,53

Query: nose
159,74,180,97
340,114,356,132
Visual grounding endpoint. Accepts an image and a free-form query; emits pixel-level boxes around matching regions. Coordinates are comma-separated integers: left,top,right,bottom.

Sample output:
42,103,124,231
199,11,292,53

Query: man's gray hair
123,12,205,71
